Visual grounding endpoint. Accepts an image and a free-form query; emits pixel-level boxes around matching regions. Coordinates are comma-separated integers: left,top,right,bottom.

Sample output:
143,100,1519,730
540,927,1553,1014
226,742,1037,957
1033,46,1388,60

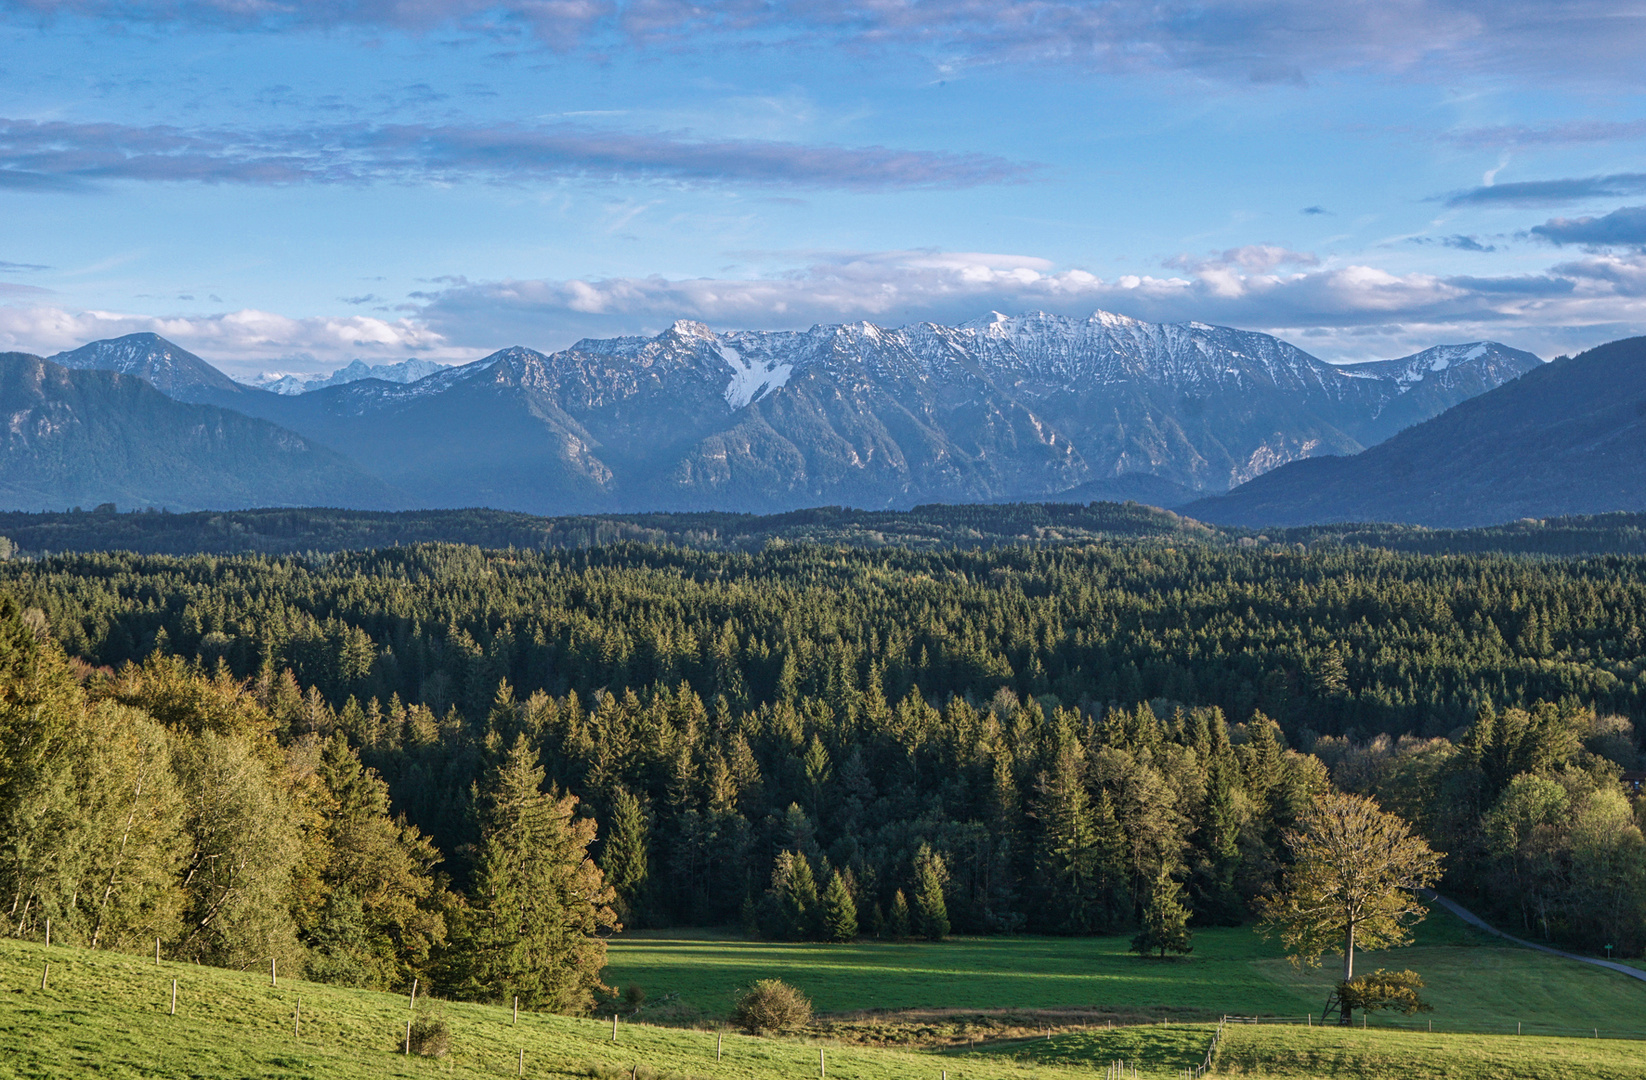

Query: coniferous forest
1,539,1644,1007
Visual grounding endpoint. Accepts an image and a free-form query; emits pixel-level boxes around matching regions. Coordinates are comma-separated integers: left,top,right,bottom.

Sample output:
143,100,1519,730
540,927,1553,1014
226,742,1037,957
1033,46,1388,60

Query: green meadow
605,908,1646,1038
4,906,1646,1077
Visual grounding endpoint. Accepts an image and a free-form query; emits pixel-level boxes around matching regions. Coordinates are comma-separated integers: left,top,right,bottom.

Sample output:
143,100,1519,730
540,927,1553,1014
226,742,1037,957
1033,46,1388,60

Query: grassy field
1213,1024,1646,1079
2,929,1646,1079
606,909,1646,1038
0,935,1209,1080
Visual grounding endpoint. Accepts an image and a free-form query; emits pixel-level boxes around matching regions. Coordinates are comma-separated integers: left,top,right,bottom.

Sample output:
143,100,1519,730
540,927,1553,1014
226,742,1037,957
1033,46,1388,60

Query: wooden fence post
410,977,418,1009
717,1032,722,1061
40,962,48,990
405,1019,412,1054
271,957,277,987
519,1048,524,1076
44,919,49,947
170,978,177,1016
294,998,300,1037
514,995,519,1025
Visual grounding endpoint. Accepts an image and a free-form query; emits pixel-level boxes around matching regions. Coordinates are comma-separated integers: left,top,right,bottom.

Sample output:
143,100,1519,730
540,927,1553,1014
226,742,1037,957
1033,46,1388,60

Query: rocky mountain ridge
23,311,1543,515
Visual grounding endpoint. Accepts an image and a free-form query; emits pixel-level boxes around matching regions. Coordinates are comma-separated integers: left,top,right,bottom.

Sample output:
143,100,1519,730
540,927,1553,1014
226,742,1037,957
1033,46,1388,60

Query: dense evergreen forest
8,502,1646,558
0,538,1643,1007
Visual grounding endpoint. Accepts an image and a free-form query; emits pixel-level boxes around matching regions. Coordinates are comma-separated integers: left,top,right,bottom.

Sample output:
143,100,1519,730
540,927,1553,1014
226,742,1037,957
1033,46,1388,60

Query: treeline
0,596,616,1008
0,501,1209,558
10,503,1646,561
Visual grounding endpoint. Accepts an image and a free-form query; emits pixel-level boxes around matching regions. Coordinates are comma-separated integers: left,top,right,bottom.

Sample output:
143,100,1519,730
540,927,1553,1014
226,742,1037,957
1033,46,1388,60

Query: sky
1,1,1645,377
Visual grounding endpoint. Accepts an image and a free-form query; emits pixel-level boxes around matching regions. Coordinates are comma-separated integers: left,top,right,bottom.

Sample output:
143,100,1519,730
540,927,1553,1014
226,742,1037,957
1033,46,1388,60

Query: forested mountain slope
0,353,405,512
1188,336,1646,528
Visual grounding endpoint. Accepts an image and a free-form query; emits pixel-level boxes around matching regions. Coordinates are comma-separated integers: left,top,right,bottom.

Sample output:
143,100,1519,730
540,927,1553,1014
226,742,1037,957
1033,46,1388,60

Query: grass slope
0,937,1209,1080
1214,1025,1646,1079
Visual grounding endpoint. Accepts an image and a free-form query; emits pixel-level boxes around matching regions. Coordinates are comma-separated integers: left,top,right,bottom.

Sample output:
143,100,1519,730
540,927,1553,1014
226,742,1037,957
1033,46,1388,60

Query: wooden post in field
1517,1022,1521,1035
405,1019,412,1054
613,1013,619,1042
40,962,48,989
294,998,300,1037
44,918,49,947
156,938,160,964
170,978,177,1016
271,957,277,987
514,995,519,1025
819,1048,825,1078
409,977,418,1009
518,1048,524,1076
717,1032,722,1062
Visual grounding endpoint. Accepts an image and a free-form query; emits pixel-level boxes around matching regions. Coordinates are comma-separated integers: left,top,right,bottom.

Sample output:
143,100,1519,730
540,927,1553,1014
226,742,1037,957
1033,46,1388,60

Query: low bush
733,979,812,1035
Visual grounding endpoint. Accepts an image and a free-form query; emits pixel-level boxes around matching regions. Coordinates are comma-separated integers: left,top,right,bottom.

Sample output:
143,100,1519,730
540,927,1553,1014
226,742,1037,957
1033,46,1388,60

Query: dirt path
1426,891,1646,984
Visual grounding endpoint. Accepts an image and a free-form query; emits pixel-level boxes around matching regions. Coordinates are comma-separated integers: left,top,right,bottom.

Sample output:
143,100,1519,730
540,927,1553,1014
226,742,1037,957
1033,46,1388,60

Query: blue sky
1,1,1645,376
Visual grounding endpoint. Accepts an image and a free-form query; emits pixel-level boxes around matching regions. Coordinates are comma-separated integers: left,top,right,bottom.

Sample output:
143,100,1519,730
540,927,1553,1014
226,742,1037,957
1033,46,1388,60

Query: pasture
606,909,1646,1038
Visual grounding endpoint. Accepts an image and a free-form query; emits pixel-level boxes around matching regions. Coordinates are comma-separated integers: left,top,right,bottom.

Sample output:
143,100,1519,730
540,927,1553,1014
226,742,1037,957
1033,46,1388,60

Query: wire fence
1220,1014,1646,1043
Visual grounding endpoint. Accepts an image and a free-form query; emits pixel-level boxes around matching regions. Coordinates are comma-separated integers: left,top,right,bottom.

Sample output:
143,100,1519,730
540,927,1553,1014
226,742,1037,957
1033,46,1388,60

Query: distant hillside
0,354,405,512
1186,336,1646,528
0,500,1215,555
8,501,1646,559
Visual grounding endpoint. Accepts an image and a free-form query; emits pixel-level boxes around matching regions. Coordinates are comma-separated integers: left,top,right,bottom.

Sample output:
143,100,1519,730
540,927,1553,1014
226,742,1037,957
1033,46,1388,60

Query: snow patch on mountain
720,344,793,408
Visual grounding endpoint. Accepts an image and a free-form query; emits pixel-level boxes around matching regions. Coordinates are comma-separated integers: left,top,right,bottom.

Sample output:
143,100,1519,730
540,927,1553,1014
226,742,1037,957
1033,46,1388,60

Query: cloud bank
0,118,1028,191
9,245,1646,367
1532,206,1646,249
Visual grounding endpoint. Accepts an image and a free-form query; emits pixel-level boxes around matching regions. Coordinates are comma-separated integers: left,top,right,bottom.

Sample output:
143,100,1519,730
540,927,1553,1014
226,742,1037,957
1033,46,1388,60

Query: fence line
1221,1014,1646,1043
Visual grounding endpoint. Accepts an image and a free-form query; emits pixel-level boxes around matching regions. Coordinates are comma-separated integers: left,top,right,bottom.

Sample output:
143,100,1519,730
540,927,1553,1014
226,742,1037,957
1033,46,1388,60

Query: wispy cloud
1530,206,1646,248
0,260,50,271
1443,119,1646,149
1442,173,1646,208
10,1,1646,85
0,118,1031,191
1410,234,1497,252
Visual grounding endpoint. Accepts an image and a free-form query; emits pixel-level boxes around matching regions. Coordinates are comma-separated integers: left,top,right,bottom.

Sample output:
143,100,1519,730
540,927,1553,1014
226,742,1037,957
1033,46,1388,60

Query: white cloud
12,248,1646,370
0,304,472,375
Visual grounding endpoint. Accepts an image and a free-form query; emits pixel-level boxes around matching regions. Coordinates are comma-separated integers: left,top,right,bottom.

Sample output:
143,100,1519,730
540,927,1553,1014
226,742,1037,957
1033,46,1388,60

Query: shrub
733,978,812,1034
408,1006,451,1057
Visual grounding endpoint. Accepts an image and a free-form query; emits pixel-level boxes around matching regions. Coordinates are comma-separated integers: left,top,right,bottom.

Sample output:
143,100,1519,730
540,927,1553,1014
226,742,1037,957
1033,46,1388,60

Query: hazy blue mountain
0,353,404,512
50,313,1539,514
1184,336,1646,528
244,357,451,395
48,333,249,404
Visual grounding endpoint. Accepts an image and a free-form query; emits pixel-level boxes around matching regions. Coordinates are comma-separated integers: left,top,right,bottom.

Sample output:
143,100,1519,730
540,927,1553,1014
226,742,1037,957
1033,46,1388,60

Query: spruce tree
600,786,650,927
450,735,618,1011
1130,873,1193,959
820,870,858,942
888,889,911,938
912,846,950,940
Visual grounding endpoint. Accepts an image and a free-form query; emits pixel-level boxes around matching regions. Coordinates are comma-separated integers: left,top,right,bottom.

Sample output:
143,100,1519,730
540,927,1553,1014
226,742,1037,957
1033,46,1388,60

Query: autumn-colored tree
1259,792,1442,1025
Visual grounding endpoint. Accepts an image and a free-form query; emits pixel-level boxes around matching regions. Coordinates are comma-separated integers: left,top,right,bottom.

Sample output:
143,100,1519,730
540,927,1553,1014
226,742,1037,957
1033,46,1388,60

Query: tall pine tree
450,735,618,1011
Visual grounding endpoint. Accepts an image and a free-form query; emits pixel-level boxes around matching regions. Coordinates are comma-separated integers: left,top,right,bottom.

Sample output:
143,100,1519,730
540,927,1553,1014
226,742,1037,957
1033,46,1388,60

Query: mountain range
242,357,450,395
1186,335,1646,528
9,311,1548,515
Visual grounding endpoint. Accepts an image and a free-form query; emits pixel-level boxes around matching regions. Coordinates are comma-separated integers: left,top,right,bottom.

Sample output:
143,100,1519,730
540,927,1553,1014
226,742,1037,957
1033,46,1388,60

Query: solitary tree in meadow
1259,792,1442,1025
